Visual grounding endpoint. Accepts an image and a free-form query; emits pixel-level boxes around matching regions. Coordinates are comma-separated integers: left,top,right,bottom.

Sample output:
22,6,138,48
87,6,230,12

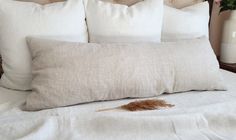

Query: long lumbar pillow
0,0,88,90
25,37,225,111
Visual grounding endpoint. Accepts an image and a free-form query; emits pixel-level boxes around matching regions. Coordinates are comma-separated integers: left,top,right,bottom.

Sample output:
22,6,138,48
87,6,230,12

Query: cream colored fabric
162,2,209,41
0,0,87,90
85,0,164,43
114,0,203,8
25,37,225,111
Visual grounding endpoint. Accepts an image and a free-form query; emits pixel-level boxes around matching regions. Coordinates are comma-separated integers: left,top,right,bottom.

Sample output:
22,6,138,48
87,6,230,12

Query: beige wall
210,3,231,57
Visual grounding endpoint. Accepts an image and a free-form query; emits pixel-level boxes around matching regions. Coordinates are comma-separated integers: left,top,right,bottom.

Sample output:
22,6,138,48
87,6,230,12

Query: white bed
0,69,235,140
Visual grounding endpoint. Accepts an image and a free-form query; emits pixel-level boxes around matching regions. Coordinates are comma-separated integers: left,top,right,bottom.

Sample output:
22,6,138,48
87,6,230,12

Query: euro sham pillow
25,37,225,111
162,2,209,41
85,0,164,43
0,0,88,90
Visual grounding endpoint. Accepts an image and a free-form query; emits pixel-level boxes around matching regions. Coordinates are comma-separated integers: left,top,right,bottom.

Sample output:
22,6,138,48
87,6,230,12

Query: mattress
0,69,236,140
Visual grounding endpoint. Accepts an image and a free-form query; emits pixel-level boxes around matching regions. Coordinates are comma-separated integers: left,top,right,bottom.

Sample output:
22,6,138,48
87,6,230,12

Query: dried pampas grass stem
97,99,174,112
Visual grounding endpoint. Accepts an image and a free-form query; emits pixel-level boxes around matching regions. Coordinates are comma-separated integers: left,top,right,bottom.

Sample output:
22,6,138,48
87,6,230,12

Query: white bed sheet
0,69,235,140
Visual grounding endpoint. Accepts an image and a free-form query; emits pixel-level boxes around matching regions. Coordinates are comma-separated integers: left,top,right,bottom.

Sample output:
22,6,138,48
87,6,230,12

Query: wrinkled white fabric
0,70,235,140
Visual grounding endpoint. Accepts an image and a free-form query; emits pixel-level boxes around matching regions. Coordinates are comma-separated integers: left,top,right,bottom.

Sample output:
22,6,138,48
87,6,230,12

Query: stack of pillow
0,0,225,111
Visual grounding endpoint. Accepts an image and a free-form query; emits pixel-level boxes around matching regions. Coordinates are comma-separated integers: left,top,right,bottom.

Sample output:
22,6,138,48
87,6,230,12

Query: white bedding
0,69,236,140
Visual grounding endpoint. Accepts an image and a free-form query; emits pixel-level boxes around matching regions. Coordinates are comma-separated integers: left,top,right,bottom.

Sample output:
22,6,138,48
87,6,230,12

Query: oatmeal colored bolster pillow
25,37,225,111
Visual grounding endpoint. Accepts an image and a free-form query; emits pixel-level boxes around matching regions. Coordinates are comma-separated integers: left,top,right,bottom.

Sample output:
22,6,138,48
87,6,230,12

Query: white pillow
0,0,88,90
25,37,225,111
85,0,164,43
162,2,209,41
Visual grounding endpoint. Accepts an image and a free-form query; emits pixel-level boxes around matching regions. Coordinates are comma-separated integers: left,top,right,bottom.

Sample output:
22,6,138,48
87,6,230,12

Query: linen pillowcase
25,37,225,111
0,0,88,90
85,0,164,43
162,2,209,41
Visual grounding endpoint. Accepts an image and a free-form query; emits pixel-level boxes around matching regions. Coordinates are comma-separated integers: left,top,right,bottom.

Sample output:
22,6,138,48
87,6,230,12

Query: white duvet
0,70,236,140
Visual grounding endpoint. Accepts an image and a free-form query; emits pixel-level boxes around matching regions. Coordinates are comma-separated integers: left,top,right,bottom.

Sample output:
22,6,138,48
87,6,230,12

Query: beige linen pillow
25,37,225,111
114,0,203,8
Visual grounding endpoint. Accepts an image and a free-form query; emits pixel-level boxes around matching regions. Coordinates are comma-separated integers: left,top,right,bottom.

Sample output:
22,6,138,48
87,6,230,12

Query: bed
0,69,235,139
0,0,236,139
